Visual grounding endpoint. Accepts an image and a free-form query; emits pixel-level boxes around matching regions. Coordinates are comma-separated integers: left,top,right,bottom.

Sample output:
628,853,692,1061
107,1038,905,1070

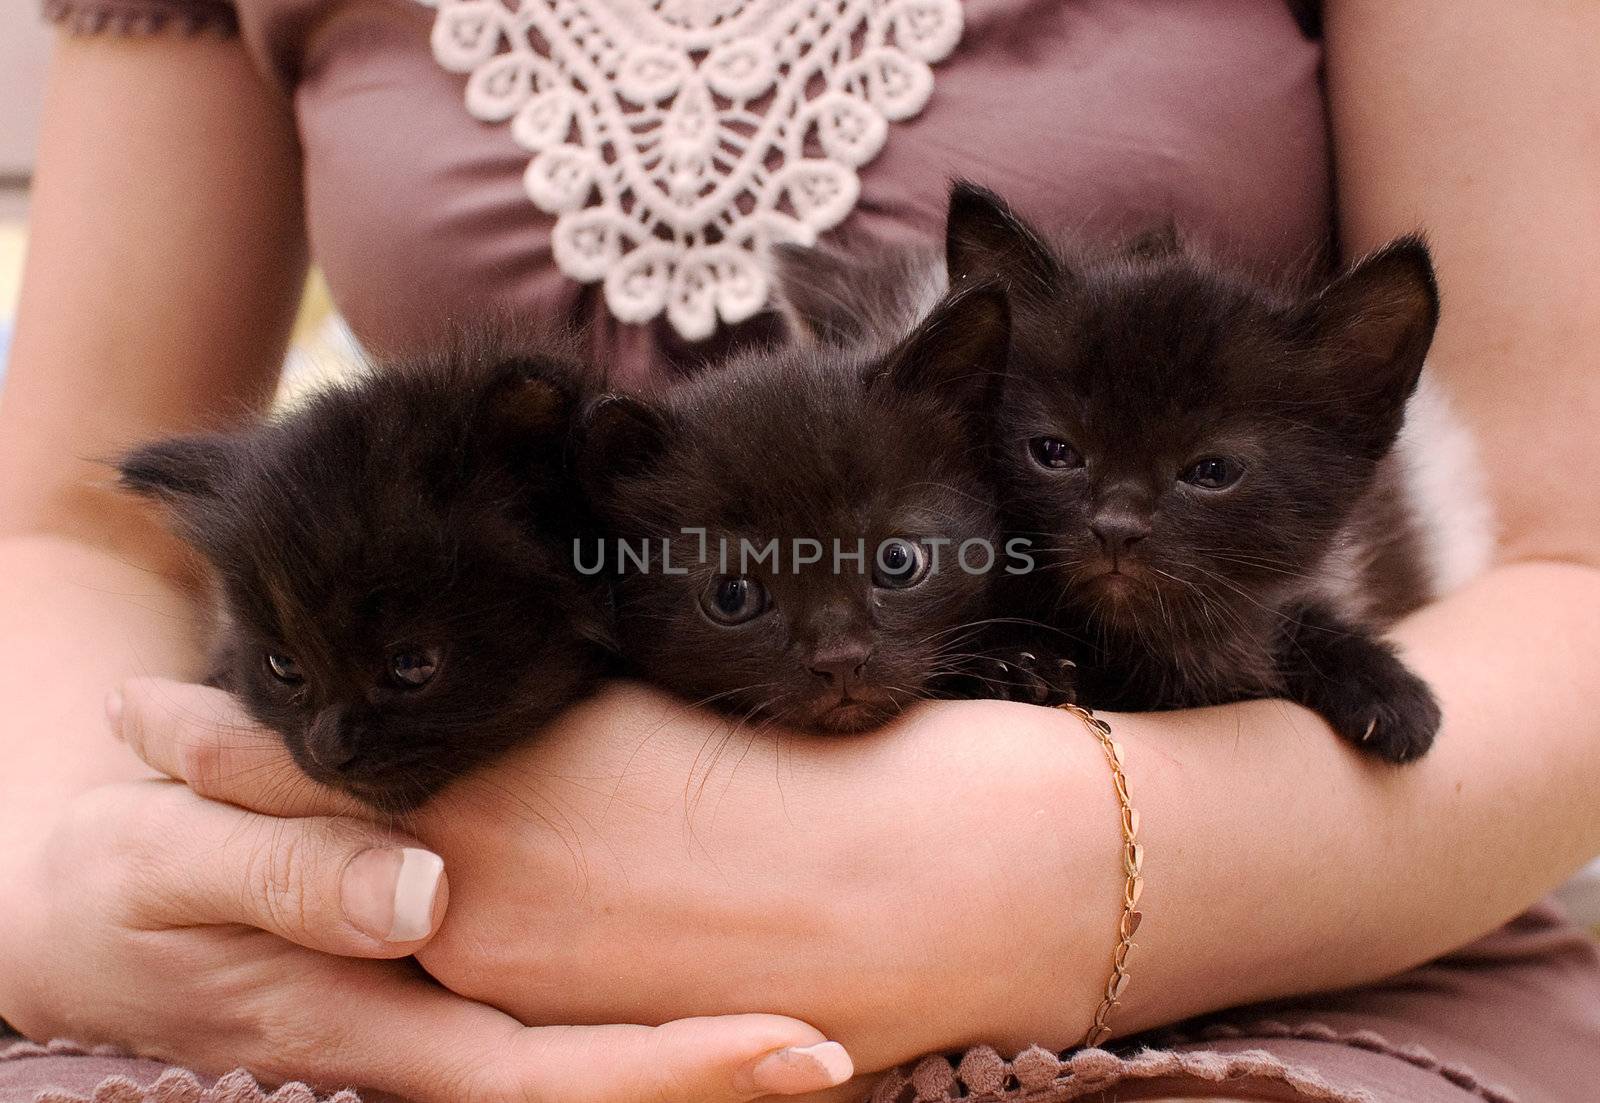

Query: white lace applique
418,0,965,340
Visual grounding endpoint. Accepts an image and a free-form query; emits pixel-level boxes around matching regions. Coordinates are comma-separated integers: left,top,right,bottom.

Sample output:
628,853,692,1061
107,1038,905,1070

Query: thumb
153,955,854,1103
130,783,446,957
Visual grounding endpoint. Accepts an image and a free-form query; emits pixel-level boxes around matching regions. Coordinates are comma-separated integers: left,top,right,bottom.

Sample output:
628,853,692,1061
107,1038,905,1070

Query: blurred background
0,7,357,397
1,0,50,374
0,1,45,221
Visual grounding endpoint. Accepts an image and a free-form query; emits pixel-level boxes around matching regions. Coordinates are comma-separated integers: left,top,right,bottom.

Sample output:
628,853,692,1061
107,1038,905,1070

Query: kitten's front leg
1279,605,1441,763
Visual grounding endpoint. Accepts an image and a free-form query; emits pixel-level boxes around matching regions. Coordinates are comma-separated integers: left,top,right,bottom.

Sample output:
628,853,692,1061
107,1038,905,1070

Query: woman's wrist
407,688,1120,1069
909,700,1126,1056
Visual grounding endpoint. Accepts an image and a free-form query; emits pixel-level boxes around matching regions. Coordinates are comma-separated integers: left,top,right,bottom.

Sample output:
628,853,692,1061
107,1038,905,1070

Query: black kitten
578,283,1035,732
946,183,1490,762
119,343,610,812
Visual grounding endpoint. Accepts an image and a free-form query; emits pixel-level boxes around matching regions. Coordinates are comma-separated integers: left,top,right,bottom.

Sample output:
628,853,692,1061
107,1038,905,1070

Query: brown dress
9,0,1599,1098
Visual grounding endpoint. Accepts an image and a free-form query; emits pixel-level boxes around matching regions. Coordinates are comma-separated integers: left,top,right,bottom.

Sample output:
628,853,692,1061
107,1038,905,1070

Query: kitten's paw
1324,663,1441,764
1284,606,1442,765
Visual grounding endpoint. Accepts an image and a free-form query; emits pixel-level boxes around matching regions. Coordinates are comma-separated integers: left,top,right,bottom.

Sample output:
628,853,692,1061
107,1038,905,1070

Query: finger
210,958,853,1103
515,1016,855,1103
124,783,447,957
112,676,360,818
393,999,854,1103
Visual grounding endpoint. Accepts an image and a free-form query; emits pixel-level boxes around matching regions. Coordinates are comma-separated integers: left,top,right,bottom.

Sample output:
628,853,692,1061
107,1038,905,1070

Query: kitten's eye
390,647,442,688
1181,456,1244,490
873,538,931,589
1029,437,1084,470
265,652,304,685
701,576,769,625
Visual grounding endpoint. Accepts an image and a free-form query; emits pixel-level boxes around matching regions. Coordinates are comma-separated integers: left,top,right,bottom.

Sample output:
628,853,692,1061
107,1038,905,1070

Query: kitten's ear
577,393,670,492
1310,235,1438,369
945,180,1058,292
776,243,947,349
483,357,581,440
772,242,867,346
1300,235,1438,454
1308,234,1437,386
1124,219,1180,259
878,281,1011,408
118,434,238,504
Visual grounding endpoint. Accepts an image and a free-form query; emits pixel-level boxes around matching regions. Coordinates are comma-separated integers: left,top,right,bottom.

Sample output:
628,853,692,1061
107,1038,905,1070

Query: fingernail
342,847,445,943
739,1041,853,1095
105,689,124,737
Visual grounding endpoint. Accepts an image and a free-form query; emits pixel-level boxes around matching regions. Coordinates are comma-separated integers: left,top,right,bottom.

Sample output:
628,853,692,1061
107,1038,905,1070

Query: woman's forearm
1099,560,1600,1038
0,537,198,831
0,30,305,840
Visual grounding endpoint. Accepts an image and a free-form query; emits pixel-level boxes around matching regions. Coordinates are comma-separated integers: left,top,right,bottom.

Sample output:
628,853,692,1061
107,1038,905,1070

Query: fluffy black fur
119,342,611,812
578,283,1049,732
946,182,1443,762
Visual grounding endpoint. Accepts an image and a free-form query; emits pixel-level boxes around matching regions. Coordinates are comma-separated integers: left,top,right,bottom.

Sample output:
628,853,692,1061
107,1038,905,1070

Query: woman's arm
0,36,852,1100
1325,0,1600,566
0,31,305,816
114,558,1600,1075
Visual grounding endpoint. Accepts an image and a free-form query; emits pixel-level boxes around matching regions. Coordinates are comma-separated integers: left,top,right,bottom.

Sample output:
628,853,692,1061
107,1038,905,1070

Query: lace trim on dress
42,0,238,37
0,1027,1517,1103
868,1026,1519,1103
868,1044,1375,1103
417,0,964,340
1,1039,358,1103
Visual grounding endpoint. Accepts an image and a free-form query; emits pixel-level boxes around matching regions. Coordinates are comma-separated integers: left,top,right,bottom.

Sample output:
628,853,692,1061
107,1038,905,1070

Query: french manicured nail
739,1041,853,1095
342,847,445,942
105,689,124,737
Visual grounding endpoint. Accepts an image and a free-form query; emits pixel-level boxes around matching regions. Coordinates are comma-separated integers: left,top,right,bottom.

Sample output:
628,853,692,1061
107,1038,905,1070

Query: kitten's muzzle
807,646,871,691
1090,513,1151,560
305,707,362,771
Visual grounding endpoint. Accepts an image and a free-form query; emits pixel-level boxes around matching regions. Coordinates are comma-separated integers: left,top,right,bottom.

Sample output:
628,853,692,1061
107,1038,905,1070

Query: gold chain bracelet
1057,702,1142,1049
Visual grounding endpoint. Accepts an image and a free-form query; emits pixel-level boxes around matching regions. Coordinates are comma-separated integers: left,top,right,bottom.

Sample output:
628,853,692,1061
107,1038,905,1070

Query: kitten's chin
1074,566,1161,626
1093,570,1142,597
289,751,439,815
799,697,898,734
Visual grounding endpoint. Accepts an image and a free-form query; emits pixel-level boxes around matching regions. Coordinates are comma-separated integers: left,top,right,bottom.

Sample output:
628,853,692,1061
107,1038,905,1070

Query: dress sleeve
41,0,237,38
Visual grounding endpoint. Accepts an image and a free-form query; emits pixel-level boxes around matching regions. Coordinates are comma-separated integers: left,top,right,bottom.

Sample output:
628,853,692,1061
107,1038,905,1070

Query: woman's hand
1,683,855,1103
114,678,1119,1079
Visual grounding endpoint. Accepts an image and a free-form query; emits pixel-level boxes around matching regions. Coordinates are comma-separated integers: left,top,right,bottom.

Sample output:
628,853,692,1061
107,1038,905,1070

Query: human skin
0,33,852,1103
110,559,1600,1089
5,1,1600,1101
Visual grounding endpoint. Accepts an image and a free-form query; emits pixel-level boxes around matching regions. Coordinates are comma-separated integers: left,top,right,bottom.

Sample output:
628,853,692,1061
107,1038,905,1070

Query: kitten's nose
808,643,872,690
1091,515,1151,558
305,709,360,771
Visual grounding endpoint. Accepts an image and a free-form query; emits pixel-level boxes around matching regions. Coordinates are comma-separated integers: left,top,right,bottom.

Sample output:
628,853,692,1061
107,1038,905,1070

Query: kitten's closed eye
1030,437,1085,470
1181,456,1244,490
701,576,769,625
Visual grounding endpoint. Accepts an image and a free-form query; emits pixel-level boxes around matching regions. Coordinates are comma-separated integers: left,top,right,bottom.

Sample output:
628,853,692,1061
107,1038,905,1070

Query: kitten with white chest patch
940,182,1493,762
